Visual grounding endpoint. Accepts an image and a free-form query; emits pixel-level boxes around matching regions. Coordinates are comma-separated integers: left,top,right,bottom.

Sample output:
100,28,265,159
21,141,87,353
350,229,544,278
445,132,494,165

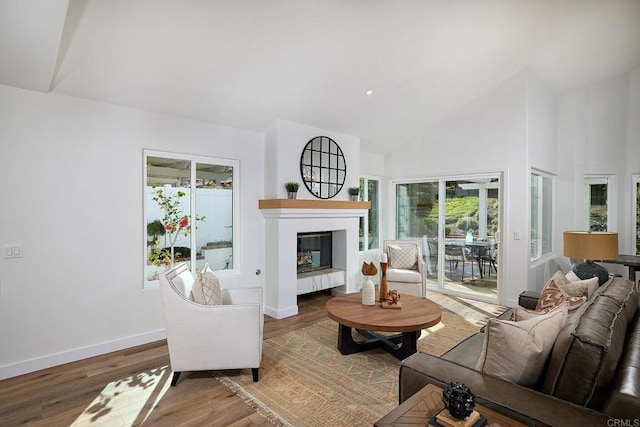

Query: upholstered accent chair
382,240,427,298
159,263,264,385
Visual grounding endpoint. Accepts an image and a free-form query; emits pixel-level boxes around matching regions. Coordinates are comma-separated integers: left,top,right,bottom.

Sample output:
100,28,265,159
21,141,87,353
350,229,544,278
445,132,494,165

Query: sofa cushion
387,268,422,283
388,244,417,270
441,333,486,369
541,277,637,408
602,311,640,419
476,305,567,387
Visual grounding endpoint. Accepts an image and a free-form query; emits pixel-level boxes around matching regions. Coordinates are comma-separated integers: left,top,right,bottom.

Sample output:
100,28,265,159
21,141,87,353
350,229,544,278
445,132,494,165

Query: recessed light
365,90,374,95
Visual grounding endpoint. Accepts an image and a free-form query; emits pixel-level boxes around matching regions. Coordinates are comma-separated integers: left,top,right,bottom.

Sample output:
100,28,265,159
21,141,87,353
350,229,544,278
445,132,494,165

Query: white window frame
633,174,639,255
530,169,555,263
359,175,381,251
583,175,616,232
143,150,240,288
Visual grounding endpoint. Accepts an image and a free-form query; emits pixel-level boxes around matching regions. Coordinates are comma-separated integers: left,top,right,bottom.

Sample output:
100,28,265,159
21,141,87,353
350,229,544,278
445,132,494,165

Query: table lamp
563,231,618,285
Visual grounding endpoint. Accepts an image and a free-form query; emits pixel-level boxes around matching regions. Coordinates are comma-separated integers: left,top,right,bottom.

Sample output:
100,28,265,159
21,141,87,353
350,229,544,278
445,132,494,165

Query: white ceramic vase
361,276,376,306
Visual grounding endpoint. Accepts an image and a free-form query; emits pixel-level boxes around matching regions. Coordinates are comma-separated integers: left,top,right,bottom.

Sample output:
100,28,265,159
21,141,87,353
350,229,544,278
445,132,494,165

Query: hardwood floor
0,290,503,427
0,291,333,427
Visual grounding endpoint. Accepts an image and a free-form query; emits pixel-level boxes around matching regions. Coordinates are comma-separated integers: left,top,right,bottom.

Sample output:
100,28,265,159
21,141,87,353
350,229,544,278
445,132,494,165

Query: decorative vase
287,191,297,199
361,276,376,305
349,194,359,201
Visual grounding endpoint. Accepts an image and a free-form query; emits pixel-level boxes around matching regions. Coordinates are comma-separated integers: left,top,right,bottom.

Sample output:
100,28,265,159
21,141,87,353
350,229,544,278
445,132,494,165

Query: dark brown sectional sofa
399,277,639,426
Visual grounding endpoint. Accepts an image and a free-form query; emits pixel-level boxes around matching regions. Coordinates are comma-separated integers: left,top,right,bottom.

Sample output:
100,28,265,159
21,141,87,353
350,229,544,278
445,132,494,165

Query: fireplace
297,231,332,274
260,199,368,319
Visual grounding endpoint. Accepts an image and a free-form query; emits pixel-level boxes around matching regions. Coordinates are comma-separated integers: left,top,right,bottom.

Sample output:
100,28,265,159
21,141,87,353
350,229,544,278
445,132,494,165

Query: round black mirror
300,136,346,199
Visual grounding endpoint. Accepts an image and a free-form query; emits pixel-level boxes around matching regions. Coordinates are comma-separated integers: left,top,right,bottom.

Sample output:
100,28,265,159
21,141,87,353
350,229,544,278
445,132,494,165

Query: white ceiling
1,0,639,153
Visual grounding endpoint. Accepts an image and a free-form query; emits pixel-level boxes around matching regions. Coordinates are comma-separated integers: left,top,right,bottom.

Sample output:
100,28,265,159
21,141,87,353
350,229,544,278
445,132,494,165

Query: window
395,181,439,239
634,175,640,255
531,171,553,260
584,176,614,231
359,177,380,250
144,151,239,285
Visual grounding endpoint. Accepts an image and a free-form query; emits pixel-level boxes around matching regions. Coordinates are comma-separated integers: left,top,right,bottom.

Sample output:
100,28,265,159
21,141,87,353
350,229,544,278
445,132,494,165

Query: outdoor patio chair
481,246,498,276
444,243,472,281
423,237,439,276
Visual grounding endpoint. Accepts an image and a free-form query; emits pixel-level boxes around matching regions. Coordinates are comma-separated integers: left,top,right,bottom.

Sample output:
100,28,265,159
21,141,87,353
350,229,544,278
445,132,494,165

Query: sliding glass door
395,174,501,300
396,181,439,287
442,178,499,298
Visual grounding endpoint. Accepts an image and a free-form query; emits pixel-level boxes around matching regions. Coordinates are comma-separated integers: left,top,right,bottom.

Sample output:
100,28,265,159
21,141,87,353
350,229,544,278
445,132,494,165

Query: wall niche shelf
258,199,370,210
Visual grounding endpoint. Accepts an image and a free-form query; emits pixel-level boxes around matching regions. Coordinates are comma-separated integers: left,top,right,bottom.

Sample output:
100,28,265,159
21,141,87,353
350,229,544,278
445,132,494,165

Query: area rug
215,308,490,427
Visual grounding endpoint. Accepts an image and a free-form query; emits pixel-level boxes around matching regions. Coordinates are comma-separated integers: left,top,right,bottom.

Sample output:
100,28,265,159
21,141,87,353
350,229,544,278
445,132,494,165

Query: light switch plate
3,244,23,258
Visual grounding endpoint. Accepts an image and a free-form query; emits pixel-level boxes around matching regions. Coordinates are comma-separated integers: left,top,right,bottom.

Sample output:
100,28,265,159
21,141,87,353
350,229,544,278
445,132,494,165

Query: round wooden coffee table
326,293,442,360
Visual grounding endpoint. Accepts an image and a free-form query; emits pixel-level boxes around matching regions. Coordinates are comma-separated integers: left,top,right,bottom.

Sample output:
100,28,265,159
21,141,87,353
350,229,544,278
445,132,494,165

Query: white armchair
159,263,264,385
382,240,427,298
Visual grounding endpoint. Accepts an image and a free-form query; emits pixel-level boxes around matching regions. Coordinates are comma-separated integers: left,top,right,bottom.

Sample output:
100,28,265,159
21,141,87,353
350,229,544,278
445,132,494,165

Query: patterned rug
216,307,495,427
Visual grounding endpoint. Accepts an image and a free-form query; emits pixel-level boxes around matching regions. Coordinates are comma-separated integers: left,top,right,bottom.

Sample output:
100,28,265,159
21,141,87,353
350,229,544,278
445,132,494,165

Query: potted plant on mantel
348,187,360,201
285,182,300,199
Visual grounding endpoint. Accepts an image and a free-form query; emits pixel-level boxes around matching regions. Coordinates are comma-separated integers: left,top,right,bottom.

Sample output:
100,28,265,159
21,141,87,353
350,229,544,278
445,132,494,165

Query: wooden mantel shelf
259,199,371,210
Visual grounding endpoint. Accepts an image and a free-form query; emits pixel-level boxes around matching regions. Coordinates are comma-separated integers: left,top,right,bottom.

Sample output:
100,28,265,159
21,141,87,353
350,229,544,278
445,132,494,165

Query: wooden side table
375,384,526,427
602,254,640,280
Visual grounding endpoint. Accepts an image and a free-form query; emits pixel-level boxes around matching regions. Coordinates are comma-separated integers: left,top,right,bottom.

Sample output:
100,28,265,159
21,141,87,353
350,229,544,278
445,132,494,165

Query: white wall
264,119,360,199
627,67,640,256
527,74,558,174
556,68,640,279
0,84,265,379
386,72,530,306
526,73,559,288
360,151,384,177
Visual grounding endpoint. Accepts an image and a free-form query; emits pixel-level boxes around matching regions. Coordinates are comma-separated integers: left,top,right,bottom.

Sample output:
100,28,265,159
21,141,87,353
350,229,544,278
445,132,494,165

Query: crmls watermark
607,419,640,427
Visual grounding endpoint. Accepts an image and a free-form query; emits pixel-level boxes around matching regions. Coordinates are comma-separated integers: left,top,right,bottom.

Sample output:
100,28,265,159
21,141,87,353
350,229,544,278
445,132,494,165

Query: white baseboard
264,304,298,319
0,329,166,380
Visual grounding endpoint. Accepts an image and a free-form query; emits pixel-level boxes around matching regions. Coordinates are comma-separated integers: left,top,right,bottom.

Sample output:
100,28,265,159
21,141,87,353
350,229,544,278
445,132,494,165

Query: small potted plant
348,187,360,201
285,182,300,199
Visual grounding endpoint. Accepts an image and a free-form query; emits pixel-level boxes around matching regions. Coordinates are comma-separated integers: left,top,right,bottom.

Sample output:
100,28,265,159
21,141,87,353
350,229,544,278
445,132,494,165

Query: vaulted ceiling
2,0,639,153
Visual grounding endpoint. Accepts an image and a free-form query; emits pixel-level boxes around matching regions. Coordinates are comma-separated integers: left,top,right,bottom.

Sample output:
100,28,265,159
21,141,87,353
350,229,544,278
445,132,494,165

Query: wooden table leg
336,324,419,360
337,324,381,355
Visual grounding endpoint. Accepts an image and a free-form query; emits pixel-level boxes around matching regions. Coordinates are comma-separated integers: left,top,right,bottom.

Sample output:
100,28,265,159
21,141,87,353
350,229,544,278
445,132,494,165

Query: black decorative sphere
442,382,476,419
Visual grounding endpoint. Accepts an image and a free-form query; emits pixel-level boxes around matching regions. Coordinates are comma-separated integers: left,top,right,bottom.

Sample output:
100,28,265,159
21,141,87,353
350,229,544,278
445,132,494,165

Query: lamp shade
563,231,618,261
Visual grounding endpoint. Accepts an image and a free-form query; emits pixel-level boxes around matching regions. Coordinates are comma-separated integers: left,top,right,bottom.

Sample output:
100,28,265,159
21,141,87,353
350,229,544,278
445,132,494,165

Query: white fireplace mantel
260,199,370,319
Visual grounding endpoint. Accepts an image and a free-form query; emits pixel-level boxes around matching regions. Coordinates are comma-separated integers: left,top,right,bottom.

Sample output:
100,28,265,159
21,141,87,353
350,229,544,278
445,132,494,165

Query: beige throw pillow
511,302,569,322
192,263,222,305
565,271,599,299
535,271,587,314
476,305,567,387
564,270,581,282
388,245,417,270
